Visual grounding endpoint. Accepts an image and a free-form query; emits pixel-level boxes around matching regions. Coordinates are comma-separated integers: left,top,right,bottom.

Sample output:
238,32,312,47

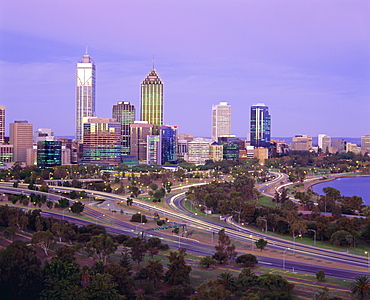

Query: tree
0,241,43,300
153,188,166,202
58,197,70,208
85,234,118,265
213,230,237,264
199,256,217,269
144,259,164,286
84,273,124,300
191,279,231,300
236,254,258,267
255,238,268,251
70,201,85,214
46,200,54,209
149,183,158,191
105,262,134,297
55,245,76,263
130,239,147,266
51,222,66,242
258,274,291,292
352,275,370,300
165,251,192,285
31,230,55,256
217,272,236,292
316,270,326,281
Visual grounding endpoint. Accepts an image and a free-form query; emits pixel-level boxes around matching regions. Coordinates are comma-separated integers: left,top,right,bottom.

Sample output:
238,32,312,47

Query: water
312,176,370,205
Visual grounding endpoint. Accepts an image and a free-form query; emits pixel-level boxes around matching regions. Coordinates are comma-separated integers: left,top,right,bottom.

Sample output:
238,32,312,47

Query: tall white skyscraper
211,102,231,140
76,51,96,142
318,134,331,153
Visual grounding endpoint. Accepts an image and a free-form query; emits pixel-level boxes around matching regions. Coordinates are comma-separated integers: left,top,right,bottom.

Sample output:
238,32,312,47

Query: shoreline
305,173,370,192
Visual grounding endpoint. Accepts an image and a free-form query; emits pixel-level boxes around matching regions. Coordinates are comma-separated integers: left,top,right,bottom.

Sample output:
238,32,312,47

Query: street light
293,234,302,254
283,248,290,270
250,234,253,250
96,214,106,224
365,251,370,271
62,207,71,220
308,229,316,246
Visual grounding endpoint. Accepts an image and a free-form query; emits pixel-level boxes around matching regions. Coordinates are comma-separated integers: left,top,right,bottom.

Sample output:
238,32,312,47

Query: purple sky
0,1,369,138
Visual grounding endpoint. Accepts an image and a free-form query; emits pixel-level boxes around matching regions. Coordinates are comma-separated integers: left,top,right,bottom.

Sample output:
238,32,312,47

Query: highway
0,178,369,280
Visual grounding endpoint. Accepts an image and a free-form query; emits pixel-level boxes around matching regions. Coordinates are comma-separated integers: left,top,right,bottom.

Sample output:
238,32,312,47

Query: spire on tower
152,54,155,70
85,45,88,55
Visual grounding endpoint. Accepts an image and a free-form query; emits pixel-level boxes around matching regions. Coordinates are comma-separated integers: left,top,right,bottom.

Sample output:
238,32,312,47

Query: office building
0,145,13,163
250,103,271,148
254,147,269,165
147,135,161,165
209,142,223,162
177,140,188,160
346,143,361,154
361,135,370,153
290,135,313,151
187,140,210,165
112,101,135,155
82,118,121,165
212,102,231,140
218,135,239,160
10,121,33,163
0,105,5,144
130,121,153,161
332,138,346,154
141,67,163,135
318,134,331,153
37,141,62,169
160,125,177,164
178,134,194,143
76,52,96,142
34,128,54,143
58,138,78,164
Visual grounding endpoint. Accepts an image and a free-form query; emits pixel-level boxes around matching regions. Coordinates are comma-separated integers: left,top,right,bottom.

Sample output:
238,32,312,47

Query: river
312,176,370,205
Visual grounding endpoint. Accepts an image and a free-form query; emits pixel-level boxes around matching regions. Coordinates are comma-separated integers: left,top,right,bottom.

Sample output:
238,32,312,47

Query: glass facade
160,125,177,164
212,102,231,140
112,101,135,155
37,141,62,169
250,104,271,149
141,69,163,135
218,136,239,161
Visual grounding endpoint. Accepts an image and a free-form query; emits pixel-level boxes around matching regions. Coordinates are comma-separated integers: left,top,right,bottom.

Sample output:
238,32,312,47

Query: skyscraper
318,134,331,153
361,135,370,153
10,121,33,163
82,118,121,165
141,67,163,135
0,105,5,144
212,102,231,140
112,101,135,155
76,52,96,143
250,103,271,148
160,125,177,164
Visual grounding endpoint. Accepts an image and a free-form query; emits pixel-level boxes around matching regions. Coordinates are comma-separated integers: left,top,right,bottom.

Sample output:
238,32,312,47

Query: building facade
187,140,210,165
218,135,239,160
212,102,231,140
82,118,121,165
37,141,62,169
332,138,346,154
112,101,135,155
0,105,5,144
147,135,161,165
76,52,96,143
160,125,177,164
34,128,55,143
141,68,163,135
209,142,223,162
361,135,370,153
10,120,33,163
290,135,313,151
250,103,271,148
318,134,331,153
130,122,153,161
0,144,13,163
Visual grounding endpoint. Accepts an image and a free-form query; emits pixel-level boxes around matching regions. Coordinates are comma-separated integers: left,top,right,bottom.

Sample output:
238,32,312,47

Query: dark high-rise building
160,125,177,164
141,67,163,135
37,141,62,169
112,101,135,155
250,103,271,148
218,135,239,161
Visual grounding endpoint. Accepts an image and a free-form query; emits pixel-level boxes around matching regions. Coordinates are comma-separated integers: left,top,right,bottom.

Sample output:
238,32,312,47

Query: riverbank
304,173,369,192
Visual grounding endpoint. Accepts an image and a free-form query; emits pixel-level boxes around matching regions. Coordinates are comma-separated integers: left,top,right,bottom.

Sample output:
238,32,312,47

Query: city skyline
0,1,369,138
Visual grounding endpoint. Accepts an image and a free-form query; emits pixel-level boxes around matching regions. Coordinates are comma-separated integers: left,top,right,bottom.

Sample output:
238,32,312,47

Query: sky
0,0,369,139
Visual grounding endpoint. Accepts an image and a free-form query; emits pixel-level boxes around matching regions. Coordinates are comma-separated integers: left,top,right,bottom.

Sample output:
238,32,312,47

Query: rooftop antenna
85,45,88,55
152,54,155,70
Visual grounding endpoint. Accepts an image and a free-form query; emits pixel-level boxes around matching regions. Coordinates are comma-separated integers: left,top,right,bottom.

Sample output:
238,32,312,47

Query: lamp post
293,234,302,254
283,248,290,270
260,218,267,232
308,229,316,246
96,214,105,225
62,207,70,220
365,251,370,271
250,234,253,250
232,211,241,224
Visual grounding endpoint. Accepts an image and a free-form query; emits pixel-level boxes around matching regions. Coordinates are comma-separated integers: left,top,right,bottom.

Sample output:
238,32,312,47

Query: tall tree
31,230,55,256
85,234,118,265
352,275,370,300
165,251,192,285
